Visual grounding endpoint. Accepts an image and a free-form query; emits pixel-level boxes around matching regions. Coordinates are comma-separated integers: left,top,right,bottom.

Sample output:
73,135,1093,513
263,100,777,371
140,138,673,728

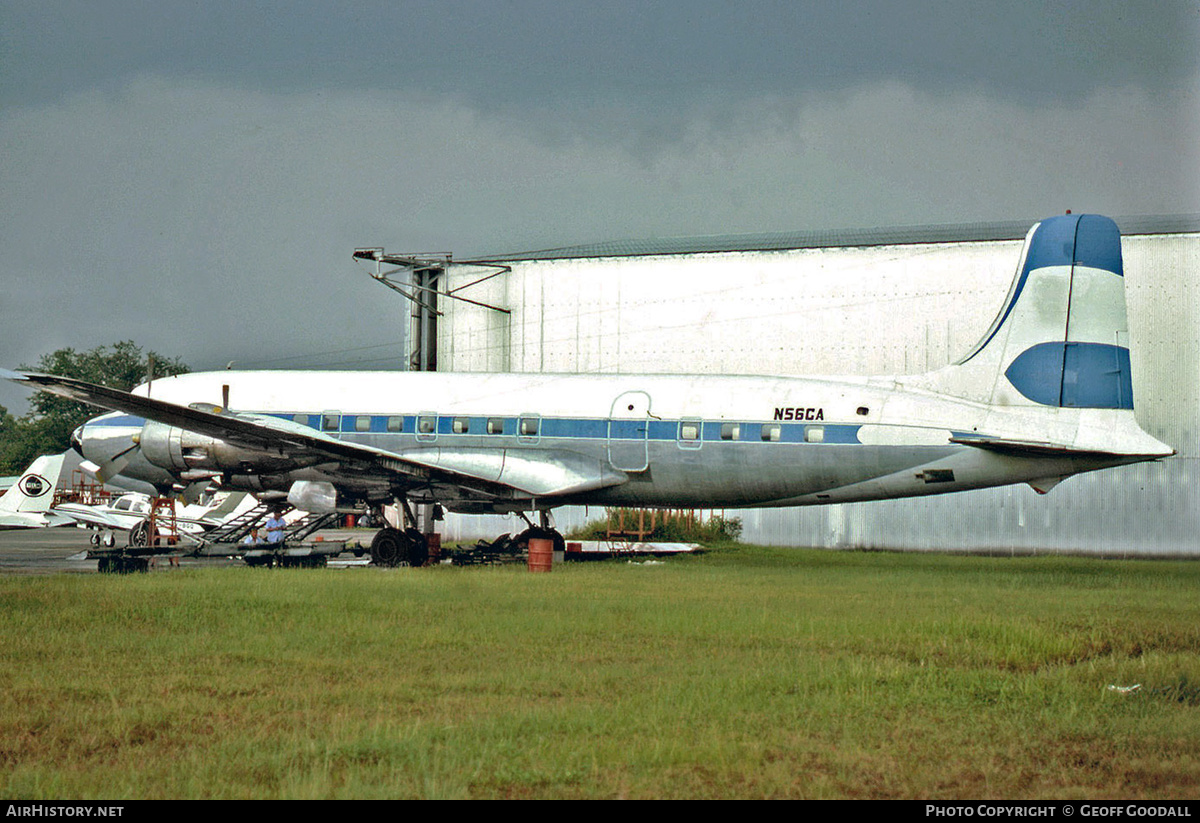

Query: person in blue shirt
264,511,287,544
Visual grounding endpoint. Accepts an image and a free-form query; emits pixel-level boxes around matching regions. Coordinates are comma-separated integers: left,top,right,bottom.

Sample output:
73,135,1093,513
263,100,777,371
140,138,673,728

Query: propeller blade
93,440,139,484
178,480,215,505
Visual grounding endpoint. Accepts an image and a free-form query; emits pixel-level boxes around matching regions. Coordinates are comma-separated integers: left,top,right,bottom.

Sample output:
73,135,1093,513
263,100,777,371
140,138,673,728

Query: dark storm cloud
4,1,1197,111
0,1,1197,418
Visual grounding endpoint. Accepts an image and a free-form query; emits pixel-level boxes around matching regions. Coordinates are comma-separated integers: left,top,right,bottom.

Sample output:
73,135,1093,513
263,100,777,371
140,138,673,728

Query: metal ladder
201,502,273,545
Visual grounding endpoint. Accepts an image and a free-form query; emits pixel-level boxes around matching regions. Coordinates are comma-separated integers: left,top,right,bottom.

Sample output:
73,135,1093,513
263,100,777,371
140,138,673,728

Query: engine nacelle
137,421,303,476
287,480,338,513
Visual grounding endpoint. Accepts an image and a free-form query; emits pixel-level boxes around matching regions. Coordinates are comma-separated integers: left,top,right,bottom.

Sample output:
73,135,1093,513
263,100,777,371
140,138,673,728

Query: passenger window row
286,413,826,444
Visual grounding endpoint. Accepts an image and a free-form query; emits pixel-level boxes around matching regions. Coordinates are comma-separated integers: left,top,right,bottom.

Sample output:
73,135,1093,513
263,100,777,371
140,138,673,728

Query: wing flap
401,448,627,497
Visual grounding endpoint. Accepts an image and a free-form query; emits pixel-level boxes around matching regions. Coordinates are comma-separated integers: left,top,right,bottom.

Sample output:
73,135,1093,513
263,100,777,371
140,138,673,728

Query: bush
568,508,742,544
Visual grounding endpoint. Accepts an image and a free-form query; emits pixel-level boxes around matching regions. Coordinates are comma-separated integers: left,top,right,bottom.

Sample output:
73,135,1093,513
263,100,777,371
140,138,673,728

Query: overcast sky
2,1,1198,415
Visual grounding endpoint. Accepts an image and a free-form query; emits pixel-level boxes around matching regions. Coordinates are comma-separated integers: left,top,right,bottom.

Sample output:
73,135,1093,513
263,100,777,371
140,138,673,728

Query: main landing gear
369,498,430,568
506,510,566,555
369,527,429,568
367,500,566,567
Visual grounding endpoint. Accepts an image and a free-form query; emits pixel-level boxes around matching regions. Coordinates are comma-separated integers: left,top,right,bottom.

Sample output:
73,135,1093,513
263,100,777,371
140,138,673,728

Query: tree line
1,342,188,475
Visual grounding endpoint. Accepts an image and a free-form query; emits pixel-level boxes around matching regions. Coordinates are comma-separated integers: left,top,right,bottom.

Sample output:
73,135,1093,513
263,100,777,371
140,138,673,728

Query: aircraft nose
70,424,86,456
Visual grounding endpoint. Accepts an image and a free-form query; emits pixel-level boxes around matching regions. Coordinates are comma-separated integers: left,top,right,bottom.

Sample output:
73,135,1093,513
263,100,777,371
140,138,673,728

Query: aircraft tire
370,528,407,567
128,521,150,548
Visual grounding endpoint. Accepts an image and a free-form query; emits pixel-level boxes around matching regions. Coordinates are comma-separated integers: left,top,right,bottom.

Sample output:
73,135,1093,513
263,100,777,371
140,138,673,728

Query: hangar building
364,214,1199,555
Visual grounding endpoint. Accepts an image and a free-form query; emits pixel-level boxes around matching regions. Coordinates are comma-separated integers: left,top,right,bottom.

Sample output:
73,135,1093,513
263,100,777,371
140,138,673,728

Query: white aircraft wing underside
50,503,129,529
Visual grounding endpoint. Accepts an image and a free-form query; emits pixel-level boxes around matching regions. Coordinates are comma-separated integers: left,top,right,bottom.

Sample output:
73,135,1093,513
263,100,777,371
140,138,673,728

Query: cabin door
607,390,652,472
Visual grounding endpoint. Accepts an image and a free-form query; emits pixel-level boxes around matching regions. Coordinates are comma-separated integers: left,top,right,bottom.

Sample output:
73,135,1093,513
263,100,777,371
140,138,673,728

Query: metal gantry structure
352,248,512,534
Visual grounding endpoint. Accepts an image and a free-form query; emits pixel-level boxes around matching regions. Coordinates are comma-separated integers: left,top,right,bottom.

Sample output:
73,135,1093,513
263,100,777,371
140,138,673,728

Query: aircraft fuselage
74,369,1150,513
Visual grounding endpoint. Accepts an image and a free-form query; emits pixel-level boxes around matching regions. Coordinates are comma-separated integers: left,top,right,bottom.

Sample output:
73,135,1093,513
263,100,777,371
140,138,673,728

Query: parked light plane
3,214,1174,564
53,489,258,545
0,453,73,529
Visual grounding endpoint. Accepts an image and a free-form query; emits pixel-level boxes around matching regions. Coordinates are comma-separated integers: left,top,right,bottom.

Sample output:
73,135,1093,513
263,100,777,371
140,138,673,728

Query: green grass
2,546,1198,799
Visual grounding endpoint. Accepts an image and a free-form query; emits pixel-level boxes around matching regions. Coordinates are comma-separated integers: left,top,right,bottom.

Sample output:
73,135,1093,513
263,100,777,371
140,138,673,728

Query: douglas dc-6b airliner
4,214,1173,565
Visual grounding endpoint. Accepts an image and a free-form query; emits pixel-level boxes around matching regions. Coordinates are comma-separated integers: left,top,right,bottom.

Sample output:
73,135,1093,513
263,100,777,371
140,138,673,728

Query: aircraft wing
51,503,130,529
7,370,627,502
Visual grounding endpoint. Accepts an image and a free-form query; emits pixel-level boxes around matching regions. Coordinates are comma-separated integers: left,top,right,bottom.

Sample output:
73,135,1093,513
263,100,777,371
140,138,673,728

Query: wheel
128,520,150,548
370,528,407,567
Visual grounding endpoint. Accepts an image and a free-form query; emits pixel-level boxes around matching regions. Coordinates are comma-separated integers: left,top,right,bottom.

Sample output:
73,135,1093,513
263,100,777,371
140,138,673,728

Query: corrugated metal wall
436,227,1199,555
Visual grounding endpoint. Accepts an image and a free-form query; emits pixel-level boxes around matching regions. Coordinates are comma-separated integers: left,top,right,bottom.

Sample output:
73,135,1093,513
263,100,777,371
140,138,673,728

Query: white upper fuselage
129,368,1163,455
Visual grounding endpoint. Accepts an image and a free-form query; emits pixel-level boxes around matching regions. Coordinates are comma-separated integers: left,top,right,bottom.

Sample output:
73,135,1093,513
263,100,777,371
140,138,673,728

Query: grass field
1,545,1198,799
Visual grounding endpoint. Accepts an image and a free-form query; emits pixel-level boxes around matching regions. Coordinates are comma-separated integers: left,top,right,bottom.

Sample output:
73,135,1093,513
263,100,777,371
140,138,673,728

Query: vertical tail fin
926,213,1134,409
0,453,64,514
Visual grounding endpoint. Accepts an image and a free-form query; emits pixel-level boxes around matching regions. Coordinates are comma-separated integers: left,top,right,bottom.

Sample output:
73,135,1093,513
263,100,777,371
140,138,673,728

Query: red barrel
527,537,553,572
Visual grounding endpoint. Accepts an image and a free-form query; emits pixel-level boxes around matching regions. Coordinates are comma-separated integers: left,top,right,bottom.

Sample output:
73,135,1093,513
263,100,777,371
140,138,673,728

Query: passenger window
761,424,781,442
720,423,740,441
356,416,372,432
805,426,824,443
679,422,700,441
418,416,436,434
386,416,403,433
519,417,539,437
292,414,308,426
322,414,339,432
487,418,505,435
452,418,470,434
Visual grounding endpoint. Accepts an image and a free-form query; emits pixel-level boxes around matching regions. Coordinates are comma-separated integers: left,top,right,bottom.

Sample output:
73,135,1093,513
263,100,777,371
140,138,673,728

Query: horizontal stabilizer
950,435,1172,459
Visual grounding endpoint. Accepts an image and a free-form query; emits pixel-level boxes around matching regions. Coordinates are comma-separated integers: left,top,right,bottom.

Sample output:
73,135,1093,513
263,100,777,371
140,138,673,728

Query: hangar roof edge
465,213,1200,263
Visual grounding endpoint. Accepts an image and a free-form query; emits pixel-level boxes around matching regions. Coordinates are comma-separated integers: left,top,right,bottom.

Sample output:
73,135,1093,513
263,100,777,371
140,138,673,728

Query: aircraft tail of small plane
0,453,64,515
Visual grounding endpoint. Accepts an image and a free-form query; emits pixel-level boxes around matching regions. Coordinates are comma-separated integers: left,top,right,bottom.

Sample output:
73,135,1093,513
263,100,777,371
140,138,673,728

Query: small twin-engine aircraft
52,489,259,546
0,453,73,529
4,214,1174,564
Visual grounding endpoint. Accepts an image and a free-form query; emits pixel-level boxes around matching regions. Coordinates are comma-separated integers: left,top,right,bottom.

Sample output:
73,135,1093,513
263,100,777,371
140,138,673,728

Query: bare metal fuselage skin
73,369,1156,514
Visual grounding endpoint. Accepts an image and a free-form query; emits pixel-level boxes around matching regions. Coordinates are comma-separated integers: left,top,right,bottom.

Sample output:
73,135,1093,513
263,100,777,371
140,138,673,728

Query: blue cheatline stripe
268,412,867,444
1004,342,1133,409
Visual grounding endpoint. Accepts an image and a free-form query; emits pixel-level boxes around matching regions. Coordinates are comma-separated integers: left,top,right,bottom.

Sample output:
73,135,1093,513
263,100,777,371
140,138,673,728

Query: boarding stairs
199,502,341,548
